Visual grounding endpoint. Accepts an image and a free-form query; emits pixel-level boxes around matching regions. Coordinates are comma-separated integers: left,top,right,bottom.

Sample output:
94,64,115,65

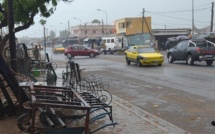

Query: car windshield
137,47,156,53
55,44,63,48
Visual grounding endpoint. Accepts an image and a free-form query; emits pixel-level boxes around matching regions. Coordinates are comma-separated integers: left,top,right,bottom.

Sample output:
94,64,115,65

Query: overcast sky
16,0,214,38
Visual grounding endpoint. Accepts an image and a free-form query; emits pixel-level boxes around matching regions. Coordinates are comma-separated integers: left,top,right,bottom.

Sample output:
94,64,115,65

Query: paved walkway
92,95,189,134
54,68,189,134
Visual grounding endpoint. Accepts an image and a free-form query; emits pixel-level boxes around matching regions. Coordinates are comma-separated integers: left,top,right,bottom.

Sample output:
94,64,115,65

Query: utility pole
192,0,194,38
142,8,145,33
84,23,86,38
68,20,70,37
211,2,214,32
43,26,46,59
7,0,17,72
102,19,104,36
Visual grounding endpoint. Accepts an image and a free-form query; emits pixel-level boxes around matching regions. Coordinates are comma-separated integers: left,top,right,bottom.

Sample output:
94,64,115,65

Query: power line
195,2,212,8
152,21,208,29
147,7,210,14
146,11,210,24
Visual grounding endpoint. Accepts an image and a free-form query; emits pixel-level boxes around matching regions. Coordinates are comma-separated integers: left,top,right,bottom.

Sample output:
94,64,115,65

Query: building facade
70,24,115,38
115,17,152,36
152,28,192,50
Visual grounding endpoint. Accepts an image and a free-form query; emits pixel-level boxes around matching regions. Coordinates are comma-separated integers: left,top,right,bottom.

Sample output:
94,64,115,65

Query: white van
102,36,127,54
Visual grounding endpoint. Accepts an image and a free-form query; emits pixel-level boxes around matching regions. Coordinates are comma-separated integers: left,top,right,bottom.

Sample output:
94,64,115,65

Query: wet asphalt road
46,48,215,134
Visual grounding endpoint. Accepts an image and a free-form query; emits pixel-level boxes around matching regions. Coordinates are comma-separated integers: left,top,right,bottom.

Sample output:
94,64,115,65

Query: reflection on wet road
46,48,215,133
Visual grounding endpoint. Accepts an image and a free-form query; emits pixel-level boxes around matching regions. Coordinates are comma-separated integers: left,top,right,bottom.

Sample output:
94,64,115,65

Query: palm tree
40,19,46,58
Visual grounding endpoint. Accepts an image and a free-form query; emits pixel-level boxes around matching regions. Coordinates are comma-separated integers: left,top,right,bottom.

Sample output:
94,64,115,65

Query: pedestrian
33,45,40,60
38,44,41,50
165,40,173,51
91,41,95,49
102,40,107,55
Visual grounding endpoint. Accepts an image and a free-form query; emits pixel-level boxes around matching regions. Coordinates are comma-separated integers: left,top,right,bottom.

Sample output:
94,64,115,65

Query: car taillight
196,47,200,52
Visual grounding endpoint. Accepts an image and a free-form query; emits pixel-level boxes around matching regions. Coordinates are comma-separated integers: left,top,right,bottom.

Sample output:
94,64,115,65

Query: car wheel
158,64,162,66
126,57,131,65
137,59,142,67
168,54,174,63
89,52,95,58
206,60,213,66
187,55,194,65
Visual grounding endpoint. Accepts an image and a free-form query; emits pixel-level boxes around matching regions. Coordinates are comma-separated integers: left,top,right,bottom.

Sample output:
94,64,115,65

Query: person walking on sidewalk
102,40,107,55
33,45,40,60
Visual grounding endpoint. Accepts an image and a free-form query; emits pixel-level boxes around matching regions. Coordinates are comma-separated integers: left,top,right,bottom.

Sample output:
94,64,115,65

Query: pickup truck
167,38,215,66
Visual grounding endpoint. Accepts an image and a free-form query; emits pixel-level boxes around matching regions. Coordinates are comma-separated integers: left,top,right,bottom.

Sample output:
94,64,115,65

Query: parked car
165,35,190,51
53,44,65,53
167,38,215,65
64,45,100,58
125,45,164,67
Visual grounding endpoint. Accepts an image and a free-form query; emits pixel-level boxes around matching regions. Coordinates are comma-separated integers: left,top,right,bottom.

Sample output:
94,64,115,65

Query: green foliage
40,19,46,26
0,0,73,28
0,0,73,54
0,13,3,20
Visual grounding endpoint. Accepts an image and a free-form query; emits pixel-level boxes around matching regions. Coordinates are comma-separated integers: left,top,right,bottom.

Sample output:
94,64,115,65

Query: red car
64,45,100,58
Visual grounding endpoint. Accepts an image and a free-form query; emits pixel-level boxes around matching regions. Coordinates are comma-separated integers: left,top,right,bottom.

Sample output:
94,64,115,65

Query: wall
70,25,115,38
115,17,151,36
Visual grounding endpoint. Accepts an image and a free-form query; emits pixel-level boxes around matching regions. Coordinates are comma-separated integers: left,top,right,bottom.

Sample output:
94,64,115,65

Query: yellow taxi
125,45,164,67
53,44,65,53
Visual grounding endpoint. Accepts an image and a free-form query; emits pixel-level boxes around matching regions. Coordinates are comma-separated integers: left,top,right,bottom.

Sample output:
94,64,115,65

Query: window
181,41,189,48
71,46,78,50
133,47,136,52
107,39,110,43
126,22,132,28
93,31,96,33
119,23,122,28
119,22,125,29
111,39,115,43
176,42,183,49
78,46,85,50
195,41,208,47
137,48,156,53
118,38,122,43
189,43,195,47
122,23,125,28
128,47,133,52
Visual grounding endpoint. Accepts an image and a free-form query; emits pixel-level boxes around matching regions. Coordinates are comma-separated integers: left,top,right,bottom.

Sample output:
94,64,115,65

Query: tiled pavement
93,95,189,134
53,67,189,134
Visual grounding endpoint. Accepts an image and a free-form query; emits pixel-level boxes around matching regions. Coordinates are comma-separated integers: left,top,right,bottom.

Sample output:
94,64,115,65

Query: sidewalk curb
112,95,190,134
